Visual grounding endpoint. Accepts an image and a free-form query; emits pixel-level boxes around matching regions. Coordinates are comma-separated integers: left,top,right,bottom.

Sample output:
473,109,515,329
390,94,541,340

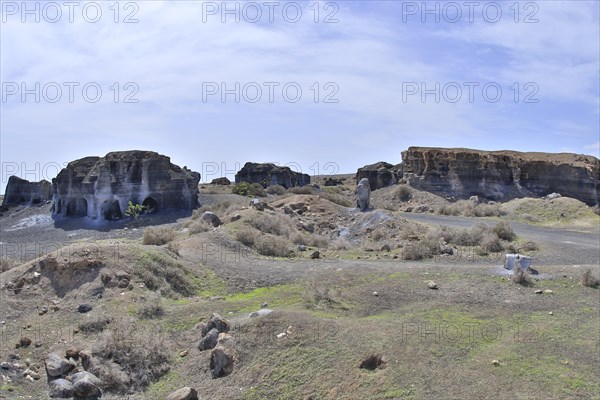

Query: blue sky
1,1,599,191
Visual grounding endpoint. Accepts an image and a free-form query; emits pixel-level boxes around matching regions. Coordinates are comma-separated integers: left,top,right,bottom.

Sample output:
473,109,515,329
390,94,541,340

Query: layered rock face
355,162,400,191
401,147,600,205
235,163,310,188
51,151,200,220
2,176,52,206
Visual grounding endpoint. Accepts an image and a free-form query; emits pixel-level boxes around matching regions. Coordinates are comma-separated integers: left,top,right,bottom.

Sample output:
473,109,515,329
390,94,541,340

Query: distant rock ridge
2,176,52,206
356,146,599,205
235,162,310,188
51,150,200,220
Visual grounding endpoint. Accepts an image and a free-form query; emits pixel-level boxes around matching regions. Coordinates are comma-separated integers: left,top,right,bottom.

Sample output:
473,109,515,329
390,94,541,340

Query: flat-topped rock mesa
51,151,200,220
235,162,310,188
2,176,52,206
357,147,600,205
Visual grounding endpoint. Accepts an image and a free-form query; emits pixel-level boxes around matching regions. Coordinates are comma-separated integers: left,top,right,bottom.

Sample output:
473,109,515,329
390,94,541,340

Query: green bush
233,182,266,197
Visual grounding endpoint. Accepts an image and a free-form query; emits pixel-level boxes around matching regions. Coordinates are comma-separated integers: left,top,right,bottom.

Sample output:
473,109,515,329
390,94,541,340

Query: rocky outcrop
355,178,371,211
235,163,310,189
357,147,600,205
400,147,600,205
51,151,200,220
2,176,51,206
355,162,400,191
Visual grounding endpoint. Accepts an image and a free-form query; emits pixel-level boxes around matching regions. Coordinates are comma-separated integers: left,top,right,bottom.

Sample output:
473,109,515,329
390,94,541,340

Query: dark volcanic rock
356,162,400,191
400,147,600,205
211,177,231,185
235,162,310,189
51,151,200,220
2,176,52,206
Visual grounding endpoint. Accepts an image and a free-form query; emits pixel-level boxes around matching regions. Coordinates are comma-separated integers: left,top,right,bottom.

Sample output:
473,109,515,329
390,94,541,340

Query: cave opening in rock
66,198,87,217
103,200,123,221
142,197,159,214
55,199,62,214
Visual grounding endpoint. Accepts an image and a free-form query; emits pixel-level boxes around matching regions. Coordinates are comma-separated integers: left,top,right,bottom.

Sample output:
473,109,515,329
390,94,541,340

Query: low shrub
493,221,516,241
289,186,316,195
266,185,287,195
394,185,412,202
143,226,176,245
511,266,532,286
581,269,599,288
235,227,259,246
255,235,293,257
0,258,17,273
92,318,171,393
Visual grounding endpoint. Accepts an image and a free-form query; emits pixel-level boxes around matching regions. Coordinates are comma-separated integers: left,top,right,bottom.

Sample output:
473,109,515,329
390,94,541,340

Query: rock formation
235,162,310,188
355,178,371,211
51,151,200,220
356,147,600,205
2,176,51,206
355,162,400,191
401,147,599,205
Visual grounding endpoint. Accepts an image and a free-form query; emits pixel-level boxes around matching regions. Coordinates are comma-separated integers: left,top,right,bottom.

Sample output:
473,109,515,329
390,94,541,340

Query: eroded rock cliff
401,147,599,205
356,147,599,205
51,151,200,220
235,163,310,188
2,176,52,206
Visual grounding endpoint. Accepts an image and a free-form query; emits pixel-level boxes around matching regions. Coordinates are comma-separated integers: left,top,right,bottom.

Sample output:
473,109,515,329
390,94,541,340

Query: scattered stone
45,353,73,377
77,304,92,313
65,347,80,359
310,251,320,259
543,289,553,294
48,378,74,398
72,371,102,398
249,309,273,318
534,290,543,294
427,281,438,290
261,302,268,308
201,313,230,336
298,244,307,252
548,311,553,315
202,211,222,227
198,328,220,351
249,198,265,211
22,369,40,380
210,333,236,379
17,337,32,348
117,278,130,288
492,359,500,366
179,350,188,358
39,306,49,315
230,214,242,222
166,387,199,400
373,291,379,296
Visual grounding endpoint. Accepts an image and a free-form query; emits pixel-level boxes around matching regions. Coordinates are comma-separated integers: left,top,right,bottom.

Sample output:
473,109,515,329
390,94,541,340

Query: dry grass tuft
143,226,176,245
581,269,599,288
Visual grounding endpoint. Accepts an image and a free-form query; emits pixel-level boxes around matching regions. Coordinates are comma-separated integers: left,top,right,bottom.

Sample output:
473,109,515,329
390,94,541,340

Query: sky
1,0,599,191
